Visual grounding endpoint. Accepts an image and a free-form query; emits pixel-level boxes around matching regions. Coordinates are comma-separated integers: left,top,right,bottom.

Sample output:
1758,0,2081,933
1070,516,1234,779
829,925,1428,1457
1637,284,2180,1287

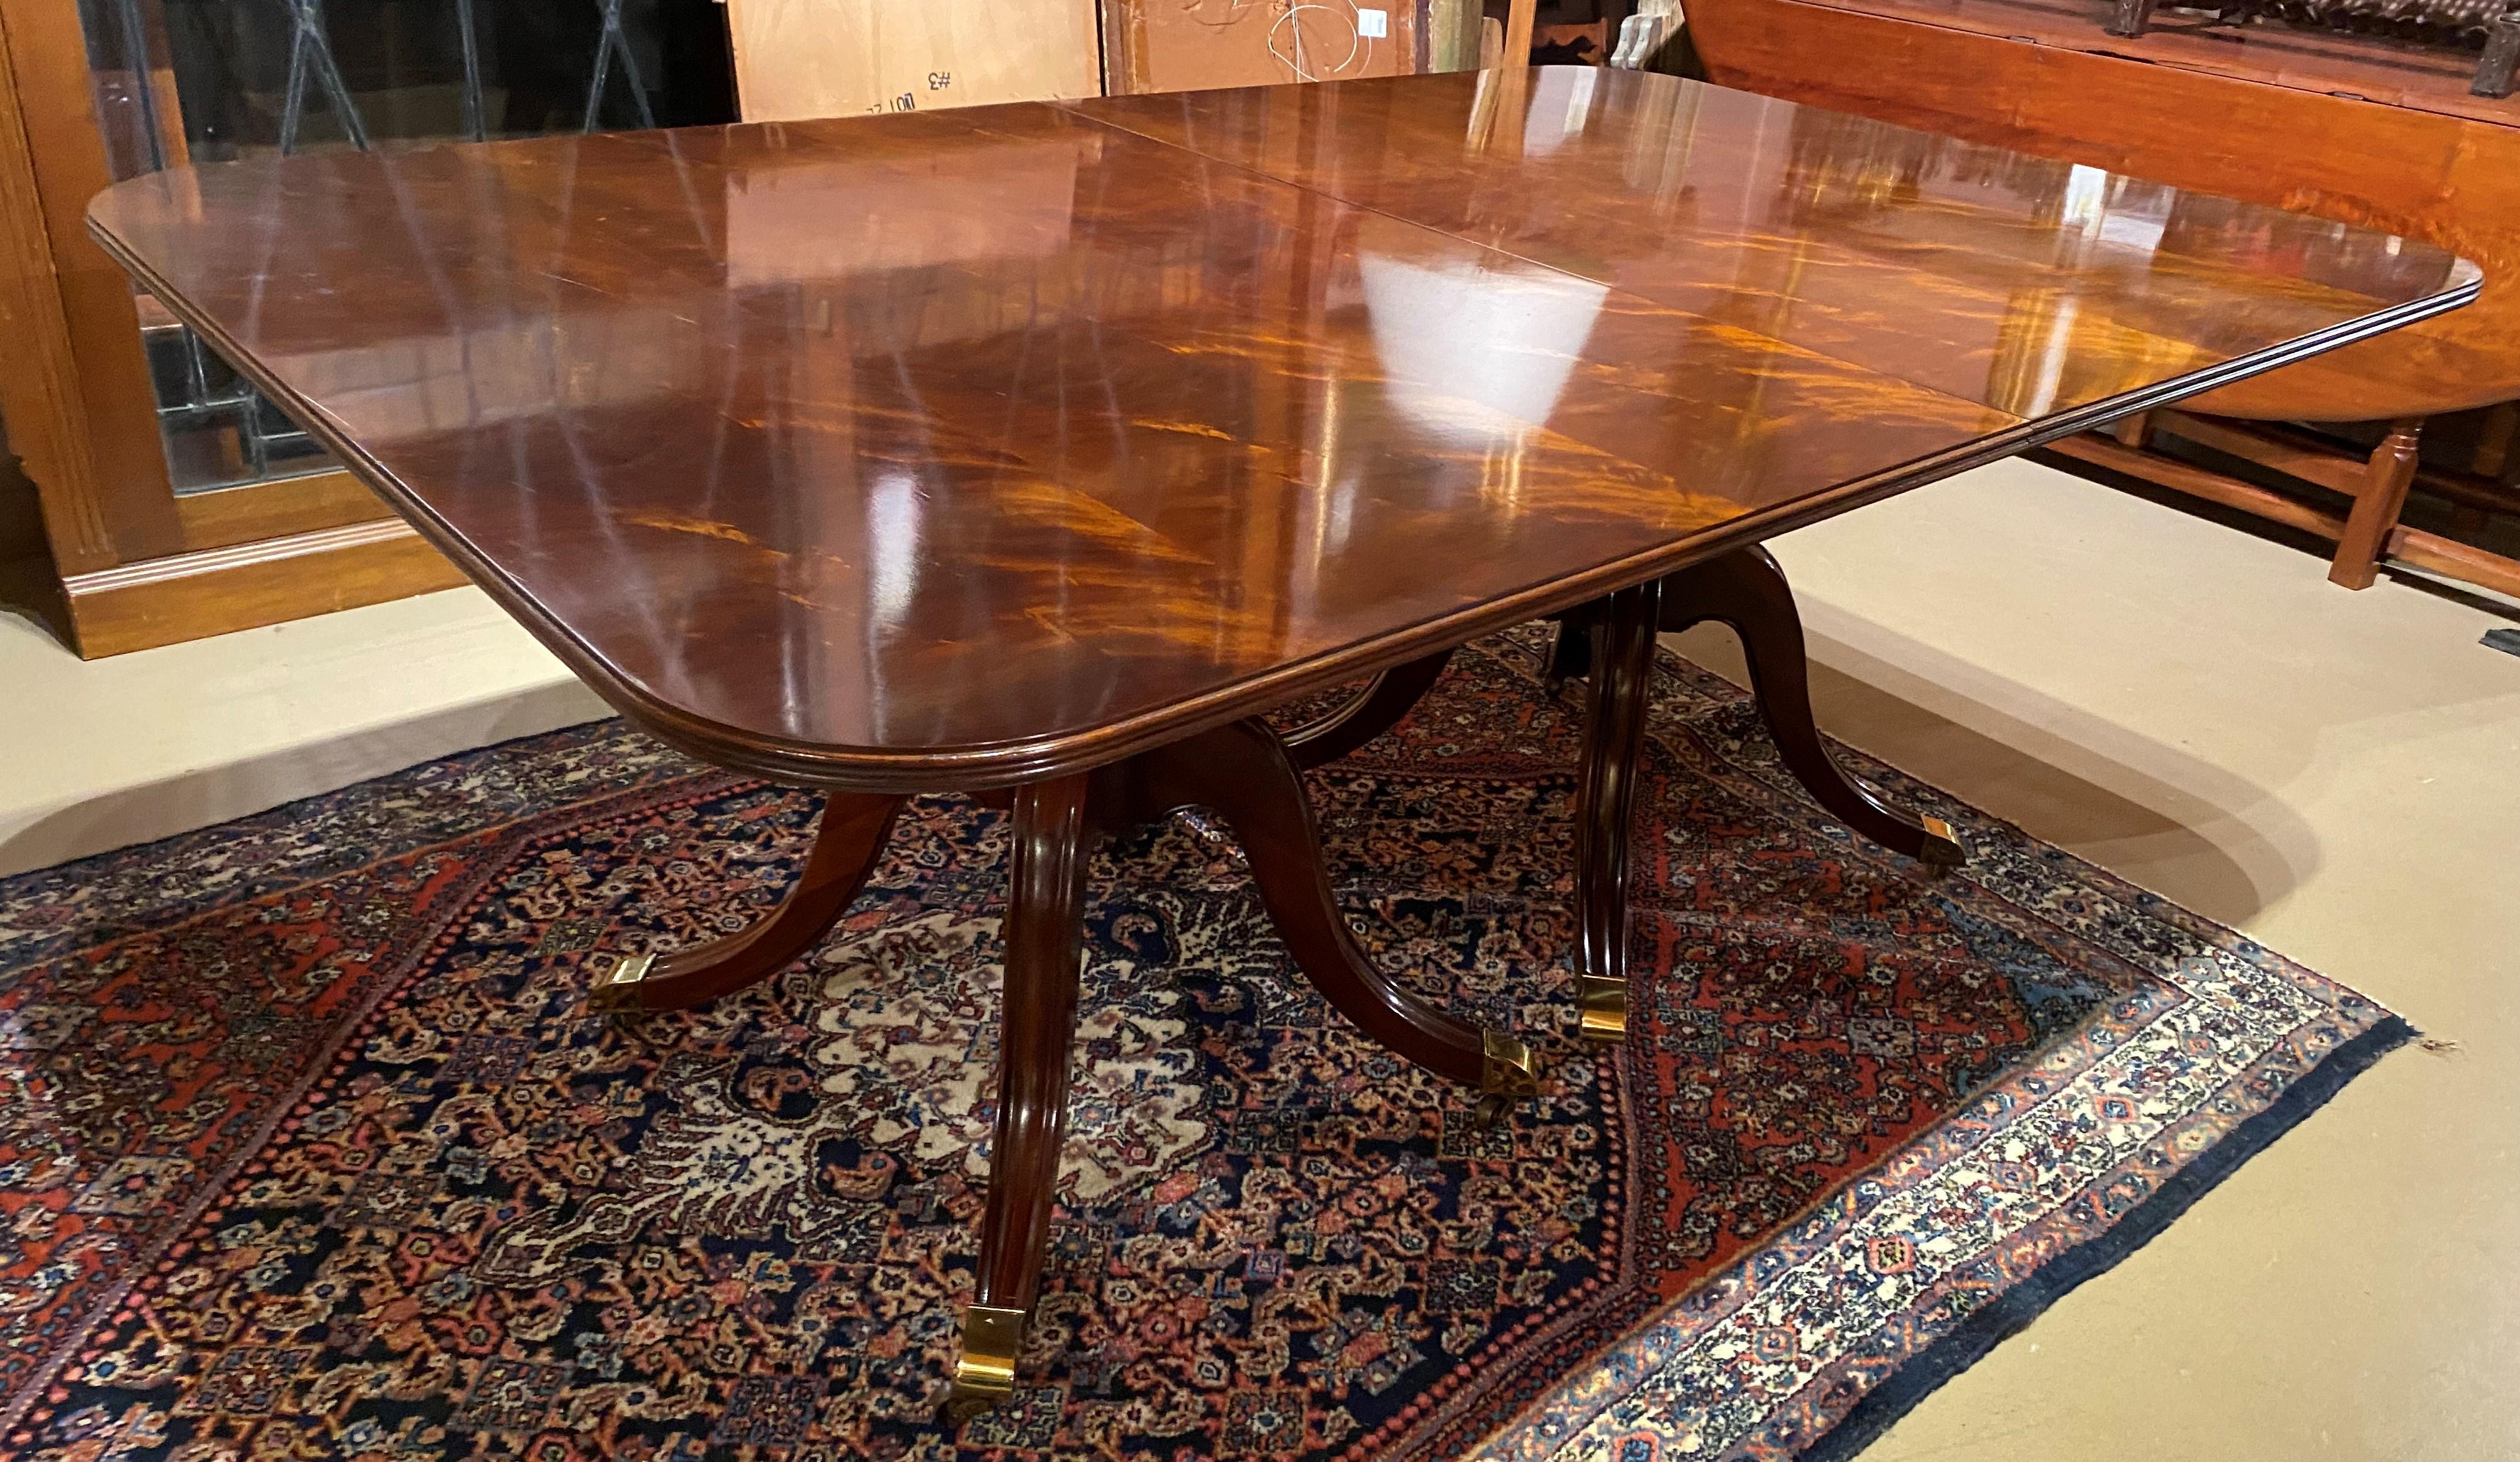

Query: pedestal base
581,549,1957,1413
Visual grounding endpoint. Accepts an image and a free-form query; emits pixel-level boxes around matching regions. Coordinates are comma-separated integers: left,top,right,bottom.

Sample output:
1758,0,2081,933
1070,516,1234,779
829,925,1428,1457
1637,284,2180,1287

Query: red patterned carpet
0,629,2402,1459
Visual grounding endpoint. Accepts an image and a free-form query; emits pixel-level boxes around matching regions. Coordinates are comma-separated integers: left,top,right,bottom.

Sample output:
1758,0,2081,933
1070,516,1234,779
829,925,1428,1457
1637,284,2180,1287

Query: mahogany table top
87,69,2475,789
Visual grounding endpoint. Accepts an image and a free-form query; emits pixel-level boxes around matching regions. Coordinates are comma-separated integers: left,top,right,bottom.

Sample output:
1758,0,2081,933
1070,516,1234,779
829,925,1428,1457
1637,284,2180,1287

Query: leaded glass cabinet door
0,0,736,654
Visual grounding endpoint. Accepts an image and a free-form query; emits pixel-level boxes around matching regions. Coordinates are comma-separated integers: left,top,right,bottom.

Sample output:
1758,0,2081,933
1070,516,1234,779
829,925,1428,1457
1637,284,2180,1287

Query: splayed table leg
1659,546,1962,869
589,792,905,1012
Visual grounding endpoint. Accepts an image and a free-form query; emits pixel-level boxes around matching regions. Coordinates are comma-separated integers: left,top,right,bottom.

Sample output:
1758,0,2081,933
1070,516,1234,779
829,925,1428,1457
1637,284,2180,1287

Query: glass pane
78,0,739,495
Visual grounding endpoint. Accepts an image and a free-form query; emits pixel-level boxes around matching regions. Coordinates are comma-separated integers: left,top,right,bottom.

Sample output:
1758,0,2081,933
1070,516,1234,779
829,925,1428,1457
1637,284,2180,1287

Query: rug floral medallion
0,630,2402,1461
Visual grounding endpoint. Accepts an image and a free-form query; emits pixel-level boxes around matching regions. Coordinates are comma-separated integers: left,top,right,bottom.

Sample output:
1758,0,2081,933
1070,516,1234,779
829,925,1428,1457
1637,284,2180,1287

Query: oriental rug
0,629,2404,1461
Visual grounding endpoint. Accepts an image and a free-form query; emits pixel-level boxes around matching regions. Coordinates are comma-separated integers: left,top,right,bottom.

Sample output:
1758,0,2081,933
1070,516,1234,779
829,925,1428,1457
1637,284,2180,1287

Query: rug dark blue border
1804,1014,2415,1461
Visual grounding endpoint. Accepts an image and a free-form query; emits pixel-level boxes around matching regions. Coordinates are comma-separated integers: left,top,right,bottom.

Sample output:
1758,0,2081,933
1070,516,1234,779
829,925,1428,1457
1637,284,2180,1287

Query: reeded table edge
83,104,2485,794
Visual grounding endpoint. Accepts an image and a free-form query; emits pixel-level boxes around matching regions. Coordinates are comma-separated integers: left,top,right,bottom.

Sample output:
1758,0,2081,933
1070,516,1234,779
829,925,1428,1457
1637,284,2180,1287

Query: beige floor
0,582,606,877
3,459,2516,1456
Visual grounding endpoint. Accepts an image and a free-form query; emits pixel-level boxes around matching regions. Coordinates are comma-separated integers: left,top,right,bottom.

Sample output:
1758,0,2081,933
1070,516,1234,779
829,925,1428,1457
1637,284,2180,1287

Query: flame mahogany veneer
87,69,2475,785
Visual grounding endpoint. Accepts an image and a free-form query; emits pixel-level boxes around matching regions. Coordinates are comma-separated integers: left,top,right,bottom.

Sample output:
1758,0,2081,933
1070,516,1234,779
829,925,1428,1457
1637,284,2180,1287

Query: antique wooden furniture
89,67,2468,1411
2105,0,2520,101
1760,0,2520,124
1686,0,2520,597
0,0,737,655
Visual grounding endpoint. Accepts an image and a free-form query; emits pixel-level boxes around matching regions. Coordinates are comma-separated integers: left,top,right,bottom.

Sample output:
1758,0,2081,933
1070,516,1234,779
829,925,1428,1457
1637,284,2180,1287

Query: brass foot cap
1577,974,1628,1043
1472,1030,1540,1128
944,1304,1026,1422
587,952,656,1013
1917,816,1964,870
1480,1030,1540,1098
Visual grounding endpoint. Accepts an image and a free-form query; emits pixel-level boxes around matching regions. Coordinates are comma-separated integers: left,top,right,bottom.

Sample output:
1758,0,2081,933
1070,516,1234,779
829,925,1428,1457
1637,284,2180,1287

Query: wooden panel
1106,0,1425,95
171,468,395,553
0,0,113,571
0,0,186,561
62,519,465,657
726,0,1101,121
3,0,604,656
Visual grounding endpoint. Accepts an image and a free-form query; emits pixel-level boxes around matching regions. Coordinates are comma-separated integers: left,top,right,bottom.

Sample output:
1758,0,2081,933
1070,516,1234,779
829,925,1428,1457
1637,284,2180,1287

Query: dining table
85,65,2477,1416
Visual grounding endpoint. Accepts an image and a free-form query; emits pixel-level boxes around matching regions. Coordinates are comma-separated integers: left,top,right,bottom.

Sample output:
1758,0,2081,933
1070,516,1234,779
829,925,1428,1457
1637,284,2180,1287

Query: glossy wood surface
1080,70,2480,420
86,71,2474,785
1573,581,1658,1038
1810,0,2520,128
1686,0,2520,420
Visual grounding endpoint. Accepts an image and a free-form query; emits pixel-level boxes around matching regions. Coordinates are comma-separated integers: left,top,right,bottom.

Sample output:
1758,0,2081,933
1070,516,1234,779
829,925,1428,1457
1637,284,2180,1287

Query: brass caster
1481,1029,1540,1097
1577,973,1627,1043
944,1304,1026,1422
1474,1030,1539,1128
587,952,655,1014
1917,816,1964,870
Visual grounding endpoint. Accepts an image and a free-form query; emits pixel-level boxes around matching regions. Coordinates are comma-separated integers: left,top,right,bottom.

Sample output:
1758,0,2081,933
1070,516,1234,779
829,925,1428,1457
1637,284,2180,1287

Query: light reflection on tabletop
85,69,2474,781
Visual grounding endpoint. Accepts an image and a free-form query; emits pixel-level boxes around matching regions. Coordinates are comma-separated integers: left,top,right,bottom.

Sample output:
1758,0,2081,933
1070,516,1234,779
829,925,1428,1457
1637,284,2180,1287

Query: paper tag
1357,7,1389,37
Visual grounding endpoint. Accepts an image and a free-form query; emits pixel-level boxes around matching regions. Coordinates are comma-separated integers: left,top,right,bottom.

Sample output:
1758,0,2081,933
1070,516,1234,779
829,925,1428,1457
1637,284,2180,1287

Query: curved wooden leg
1659,546,1962,869
1573,582,1659,1044
589,792,905,1012
1122,717,1539,1111
1543,605,1596,693
1283,648,1455,770
949,774,1092,1420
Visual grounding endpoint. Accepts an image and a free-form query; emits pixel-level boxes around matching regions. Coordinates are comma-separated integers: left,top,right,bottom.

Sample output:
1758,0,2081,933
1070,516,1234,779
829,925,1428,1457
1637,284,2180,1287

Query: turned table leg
949,774,1093,1417
1572,582,1660,1043
2328,417,2424,590
1660,546,1962,869
1559,549,1963,1043
589,792,905,1011
944,726,1541,1415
